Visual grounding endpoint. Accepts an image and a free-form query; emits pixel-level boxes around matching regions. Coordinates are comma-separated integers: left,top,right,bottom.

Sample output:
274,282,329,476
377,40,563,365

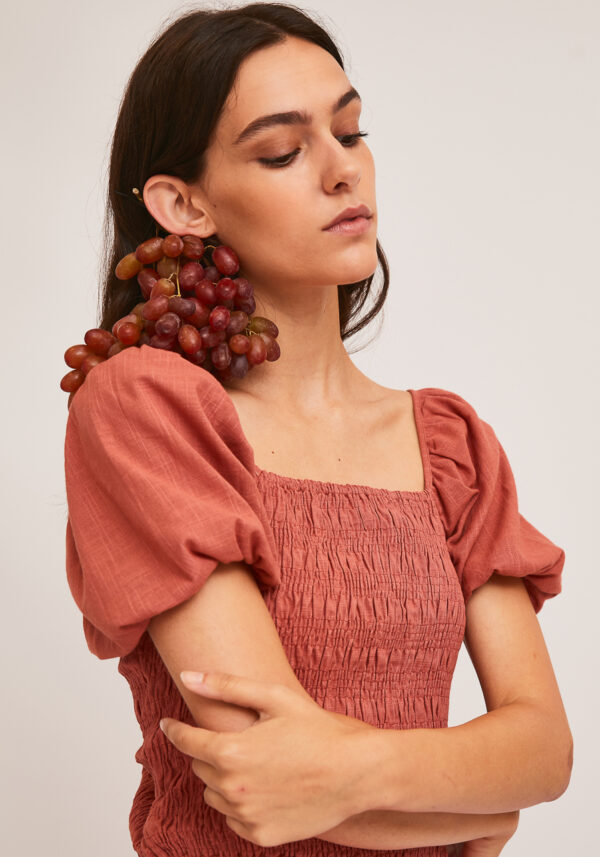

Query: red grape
210,341,232,370
258,331,280,361
236,295,256,315
142,295,170,320
60,368,85,393
185,347,208,366
65,344,92,369
215,277,237,302
85,328,118,356
156,256,178,278
229,333,250,354
233,277,253,301
226,310,250,337
248,316,278,337
155,312,182,338
199,326,225,349
212,245,239,276
151,277,176,299
81,353,107,374
63,238,279,401
115,252,144,280
181,235,204,260
135,237,164,264
178,261,204,291
116,322,141,345
247,334,267,365
138,267,160,299
113,313,141,337
185,298,211,328
178,324,203,354
229,353,250,379
149,334,177,350
208,306,230,331
195,278,217,305
108,341,128,357
163,234,184,258
168,296,196,318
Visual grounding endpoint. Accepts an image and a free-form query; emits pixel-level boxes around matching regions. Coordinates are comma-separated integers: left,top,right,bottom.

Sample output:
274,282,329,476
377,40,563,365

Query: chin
338,251,379,284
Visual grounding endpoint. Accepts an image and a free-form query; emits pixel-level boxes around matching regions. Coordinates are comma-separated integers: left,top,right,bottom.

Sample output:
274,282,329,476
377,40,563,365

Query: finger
225,814,260,845
202,784,241,820
190,756,219,786
189,758,245,822
159,717,216,763
179,670,284,715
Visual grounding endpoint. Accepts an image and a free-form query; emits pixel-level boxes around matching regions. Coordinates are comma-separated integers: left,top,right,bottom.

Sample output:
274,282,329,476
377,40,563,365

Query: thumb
179,670,284,715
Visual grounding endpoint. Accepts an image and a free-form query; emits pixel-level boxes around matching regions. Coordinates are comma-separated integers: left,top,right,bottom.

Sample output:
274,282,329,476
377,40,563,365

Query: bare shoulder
364,380,414,416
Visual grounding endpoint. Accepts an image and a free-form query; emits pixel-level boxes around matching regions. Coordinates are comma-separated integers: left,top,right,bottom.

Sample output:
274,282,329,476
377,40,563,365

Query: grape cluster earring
60,187,280,408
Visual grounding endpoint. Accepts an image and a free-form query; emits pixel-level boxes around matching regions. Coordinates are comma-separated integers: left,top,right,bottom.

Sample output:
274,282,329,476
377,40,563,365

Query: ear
143,174,219,239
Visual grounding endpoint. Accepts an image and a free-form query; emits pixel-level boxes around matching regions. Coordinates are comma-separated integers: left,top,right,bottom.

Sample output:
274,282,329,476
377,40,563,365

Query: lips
323,204,372,230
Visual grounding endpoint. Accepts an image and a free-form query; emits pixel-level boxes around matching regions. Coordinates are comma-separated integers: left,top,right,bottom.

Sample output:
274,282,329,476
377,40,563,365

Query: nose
322,139,361,193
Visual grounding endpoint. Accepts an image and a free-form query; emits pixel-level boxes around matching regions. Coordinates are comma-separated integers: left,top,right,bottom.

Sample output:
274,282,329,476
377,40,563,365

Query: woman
63,4,572,856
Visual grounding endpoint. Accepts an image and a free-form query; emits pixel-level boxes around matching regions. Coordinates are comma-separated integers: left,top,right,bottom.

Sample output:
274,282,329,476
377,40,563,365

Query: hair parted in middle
99,2,389,349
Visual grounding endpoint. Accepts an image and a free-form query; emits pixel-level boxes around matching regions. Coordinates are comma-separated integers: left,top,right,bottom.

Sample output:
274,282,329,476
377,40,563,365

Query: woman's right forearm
201,702,517,850
316,807,516,850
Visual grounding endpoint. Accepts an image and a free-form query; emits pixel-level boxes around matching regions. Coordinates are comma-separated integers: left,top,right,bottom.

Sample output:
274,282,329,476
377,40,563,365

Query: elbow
546,734,574,802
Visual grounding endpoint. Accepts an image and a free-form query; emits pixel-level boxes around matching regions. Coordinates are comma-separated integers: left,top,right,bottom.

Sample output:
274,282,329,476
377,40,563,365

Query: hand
449,811,520,857
159,670,377,848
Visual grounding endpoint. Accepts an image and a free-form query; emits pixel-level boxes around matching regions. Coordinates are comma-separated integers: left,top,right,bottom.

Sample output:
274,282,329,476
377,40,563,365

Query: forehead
218,37,352,138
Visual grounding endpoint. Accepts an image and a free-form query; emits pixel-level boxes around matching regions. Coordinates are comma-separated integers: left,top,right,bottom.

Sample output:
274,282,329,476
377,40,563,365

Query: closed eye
258,131,369,169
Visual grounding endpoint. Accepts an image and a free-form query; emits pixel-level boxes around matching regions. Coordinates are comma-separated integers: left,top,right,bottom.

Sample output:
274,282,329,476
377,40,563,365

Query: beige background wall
1,0,597,853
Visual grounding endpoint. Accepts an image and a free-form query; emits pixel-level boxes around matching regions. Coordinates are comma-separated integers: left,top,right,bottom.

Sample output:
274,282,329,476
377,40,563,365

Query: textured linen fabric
64,346,280,660
63,344,565,857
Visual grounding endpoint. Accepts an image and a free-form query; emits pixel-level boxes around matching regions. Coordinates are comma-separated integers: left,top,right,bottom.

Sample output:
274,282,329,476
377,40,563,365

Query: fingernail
159,719,166,732
181,670,205,685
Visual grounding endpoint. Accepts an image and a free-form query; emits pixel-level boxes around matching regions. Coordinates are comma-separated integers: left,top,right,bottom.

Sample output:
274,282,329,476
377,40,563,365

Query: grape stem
174,255,181,298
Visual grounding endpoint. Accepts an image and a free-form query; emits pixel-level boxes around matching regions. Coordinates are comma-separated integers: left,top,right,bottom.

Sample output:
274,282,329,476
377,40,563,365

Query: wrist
326,711,389,817
344,723,397,817
499,809,520,839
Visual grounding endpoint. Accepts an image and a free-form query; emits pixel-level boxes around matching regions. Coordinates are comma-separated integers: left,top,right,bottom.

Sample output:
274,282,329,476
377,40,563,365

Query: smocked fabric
64,345,565,857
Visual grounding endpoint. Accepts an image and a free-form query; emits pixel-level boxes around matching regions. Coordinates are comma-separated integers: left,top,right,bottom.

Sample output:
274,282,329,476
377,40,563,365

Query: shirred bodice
63,346,565,856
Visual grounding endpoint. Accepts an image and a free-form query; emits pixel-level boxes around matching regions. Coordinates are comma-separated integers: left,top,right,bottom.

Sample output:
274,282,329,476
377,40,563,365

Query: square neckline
136,347,433,497
252,388,433,498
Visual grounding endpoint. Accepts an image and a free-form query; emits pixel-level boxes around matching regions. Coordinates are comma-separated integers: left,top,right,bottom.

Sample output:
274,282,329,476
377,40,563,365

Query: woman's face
193,36,378,300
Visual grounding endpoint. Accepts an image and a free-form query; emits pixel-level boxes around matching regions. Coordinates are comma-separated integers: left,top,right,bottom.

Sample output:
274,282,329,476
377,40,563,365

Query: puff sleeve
419,387,565,613
63,345,281,660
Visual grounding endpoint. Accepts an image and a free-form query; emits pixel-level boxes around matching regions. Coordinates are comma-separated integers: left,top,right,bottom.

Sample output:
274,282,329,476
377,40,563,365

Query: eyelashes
258,131,369,169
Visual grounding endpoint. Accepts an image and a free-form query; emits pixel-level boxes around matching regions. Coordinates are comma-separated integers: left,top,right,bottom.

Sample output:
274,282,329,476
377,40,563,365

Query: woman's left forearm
316,806,519,850
311,713,519,849
349,702,573,816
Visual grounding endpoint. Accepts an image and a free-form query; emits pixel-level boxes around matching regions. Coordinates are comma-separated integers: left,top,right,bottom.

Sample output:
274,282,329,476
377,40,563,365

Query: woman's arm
148,562,516,850
318,805,519,851
349,577,574,817
317,712,520,850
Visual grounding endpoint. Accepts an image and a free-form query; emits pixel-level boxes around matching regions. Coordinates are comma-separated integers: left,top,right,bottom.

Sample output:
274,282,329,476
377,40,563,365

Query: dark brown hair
99,2,389,347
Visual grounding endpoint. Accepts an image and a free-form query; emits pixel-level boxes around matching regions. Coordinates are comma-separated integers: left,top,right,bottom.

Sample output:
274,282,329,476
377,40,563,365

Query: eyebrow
233,86,361,146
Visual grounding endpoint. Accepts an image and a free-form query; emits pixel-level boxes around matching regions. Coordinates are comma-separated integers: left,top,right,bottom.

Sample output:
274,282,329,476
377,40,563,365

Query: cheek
231,183,312,242
217,176,288,229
